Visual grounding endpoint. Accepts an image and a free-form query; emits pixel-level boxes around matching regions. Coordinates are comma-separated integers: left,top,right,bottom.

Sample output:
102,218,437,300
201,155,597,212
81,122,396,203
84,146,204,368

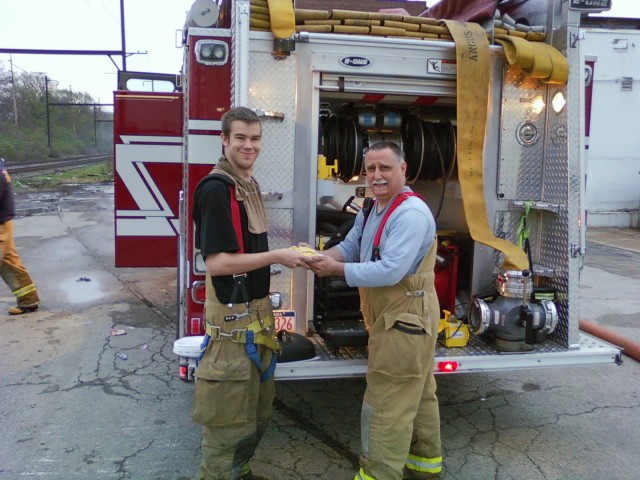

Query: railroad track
7,154,113,177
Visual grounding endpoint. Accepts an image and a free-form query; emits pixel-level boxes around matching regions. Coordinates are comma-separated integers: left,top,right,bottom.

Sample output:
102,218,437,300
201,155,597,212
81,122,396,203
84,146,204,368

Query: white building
581,16,640,227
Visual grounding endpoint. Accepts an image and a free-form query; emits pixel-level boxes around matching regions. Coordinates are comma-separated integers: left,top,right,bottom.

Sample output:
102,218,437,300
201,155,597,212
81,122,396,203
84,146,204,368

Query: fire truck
113,0,622,381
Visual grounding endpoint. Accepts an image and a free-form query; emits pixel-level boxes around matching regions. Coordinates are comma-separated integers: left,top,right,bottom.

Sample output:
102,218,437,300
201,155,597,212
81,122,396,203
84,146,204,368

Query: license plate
274,310,295,331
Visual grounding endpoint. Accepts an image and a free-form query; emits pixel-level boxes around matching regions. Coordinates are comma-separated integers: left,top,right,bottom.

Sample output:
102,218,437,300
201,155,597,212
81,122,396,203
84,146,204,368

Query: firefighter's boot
8,304,39,315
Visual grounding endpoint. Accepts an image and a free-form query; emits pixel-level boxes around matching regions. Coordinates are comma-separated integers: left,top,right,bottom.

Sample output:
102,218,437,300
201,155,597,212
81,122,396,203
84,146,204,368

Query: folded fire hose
443,19,530,271
250,2,570,271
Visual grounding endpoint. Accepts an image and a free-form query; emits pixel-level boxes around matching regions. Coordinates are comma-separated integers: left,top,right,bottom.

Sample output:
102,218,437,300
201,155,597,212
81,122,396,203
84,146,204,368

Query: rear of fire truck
114,0,621,382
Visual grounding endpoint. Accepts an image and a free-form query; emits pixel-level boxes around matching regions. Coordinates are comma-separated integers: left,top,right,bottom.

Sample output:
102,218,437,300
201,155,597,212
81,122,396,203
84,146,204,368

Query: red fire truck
114,0,621,381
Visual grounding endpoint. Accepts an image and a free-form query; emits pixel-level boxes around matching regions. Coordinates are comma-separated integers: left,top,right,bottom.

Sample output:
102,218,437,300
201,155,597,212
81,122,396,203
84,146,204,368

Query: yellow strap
267,0,295,39
205,321,280,351
443,20,529,271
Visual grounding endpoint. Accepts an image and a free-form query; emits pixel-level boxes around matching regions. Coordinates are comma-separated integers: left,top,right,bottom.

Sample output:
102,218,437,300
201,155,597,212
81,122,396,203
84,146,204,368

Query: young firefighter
0,158,40,315
306,141,443,480
191,107,308,480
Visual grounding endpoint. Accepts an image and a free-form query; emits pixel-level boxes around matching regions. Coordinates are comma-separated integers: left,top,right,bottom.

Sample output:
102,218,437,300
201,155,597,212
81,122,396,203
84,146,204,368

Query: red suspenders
367,192,422,261
225,184,251,308
228,185,244,254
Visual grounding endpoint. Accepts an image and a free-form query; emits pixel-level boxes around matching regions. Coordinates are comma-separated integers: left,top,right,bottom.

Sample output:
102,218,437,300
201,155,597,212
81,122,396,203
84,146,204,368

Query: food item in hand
289,245,320,257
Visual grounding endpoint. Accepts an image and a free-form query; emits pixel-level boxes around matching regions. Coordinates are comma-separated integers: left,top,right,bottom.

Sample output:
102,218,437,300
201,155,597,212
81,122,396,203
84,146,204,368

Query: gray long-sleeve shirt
337,187,436,288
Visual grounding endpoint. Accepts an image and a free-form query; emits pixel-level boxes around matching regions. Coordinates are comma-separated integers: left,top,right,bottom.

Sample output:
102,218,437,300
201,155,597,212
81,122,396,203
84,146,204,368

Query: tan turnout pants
193,285,276,480
0,220,39,307
357,241,442,480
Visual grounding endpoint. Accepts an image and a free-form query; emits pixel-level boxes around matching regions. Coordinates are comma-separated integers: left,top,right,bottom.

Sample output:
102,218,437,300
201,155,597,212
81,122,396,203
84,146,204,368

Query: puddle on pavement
59,277,105,303
15,183,113,218
66,183,114,195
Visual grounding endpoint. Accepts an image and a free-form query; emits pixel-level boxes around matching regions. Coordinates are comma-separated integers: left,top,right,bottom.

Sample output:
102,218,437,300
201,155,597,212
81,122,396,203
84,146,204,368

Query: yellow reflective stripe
354,468,376,480
405,453,443,474
13,283,37,298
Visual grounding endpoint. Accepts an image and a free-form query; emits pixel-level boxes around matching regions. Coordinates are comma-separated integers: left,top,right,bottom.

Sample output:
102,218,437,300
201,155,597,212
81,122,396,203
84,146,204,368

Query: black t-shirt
192,174,270,304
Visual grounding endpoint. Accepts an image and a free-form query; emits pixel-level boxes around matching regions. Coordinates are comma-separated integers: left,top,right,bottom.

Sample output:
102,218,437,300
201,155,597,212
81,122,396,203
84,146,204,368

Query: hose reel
320,108,456,183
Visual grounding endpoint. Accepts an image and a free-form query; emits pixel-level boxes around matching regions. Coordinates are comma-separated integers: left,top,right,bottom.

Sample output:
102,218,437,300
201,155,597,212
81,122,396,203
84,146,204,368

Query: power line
81,0,122,35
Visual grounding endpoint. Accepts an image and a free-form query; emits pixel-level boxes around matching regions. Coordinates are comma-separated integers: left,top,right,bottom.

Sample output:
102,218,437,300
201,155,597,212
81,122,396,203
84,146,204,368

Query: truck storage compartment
163,1,621,380
311,94,465,348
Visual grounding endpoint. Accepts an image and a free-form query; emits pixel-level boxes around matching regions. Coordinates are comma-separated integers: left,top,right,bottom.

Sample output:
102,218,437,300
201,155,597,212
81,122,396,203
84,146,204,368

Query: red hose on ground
579,319,640,362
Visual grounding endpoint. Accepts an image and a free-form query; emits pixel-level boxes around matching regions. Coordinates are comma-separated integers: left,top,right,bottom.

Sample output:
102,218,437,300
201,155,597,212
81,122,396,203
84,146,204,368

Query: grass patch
13,161,114,192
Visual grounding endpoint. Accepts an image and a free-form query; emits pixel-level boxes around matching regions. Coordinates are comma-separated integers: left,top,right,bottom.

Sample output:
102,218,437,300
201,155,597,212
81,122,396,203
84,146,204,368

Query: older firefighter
0,159,40,315
191,107,308,480
307,141,442,480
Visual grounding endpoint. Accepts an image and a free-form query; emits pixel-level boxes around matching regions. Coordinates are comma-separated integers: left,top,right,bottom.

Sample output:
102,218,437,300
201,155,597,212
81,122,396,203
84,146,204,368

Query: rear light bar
437,361,459,373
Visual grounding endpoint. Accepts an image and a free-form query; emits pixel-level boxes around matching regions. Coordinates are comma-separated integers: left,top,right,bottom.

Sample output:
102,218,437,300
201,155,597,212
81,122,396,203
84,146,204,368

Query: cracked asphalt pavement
1,184,639,479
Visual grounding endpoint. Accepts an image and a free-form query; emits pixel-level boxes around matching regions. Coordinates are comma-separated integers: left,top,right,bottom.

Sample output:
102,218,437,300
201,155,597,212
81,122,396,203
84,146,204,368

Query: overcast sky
0,0,193,105
0,0,638,108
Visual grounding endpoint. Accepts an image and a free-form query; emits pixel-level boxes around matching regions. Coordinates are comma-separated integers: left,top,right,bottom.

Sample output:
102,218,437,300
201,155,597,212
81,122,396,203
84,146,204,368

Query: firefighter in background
0,158,40,315
191,107,308,480
306,141,443,480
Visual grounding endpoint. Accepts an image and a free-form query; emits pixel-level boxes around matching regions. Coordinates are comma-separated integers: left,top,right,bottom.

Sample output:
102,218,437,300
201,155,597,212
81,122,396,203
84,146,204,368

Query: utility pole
45,76,51,148
93,105,98,146
120,0,127,71
9,54,18,127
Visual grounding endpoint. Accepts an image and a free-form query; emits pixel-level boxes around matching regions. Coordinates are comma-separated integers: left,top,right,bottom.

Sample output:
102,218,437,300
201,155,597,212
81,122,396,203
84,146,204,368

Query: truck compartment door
113,73,183,267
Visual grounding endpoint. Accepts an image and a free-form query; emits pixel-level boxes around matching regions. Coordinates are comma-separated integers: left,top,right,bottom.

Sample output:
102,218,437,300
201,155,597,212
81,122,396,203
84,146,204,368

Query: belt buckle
207,324,221,340
229,329,246,342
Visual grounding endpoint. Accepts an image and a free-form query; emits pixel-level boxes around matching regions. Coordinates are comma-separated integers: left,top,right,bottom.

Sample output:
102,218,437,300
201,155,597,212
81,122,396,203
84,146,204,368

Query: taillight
179,365,188,381
192,281,206,303
190,316,204,335
437,361,459,373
